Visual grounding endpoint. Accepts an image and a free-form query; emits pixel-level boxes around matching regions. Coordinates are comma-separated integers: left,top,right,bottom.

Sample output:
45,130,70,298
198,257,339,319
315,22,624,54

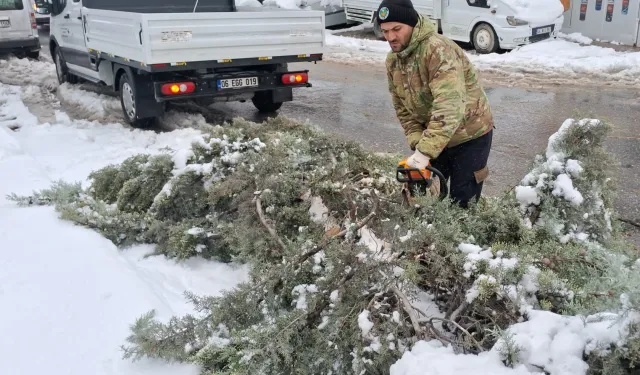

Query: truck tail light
30,12,37,29
161,82,196,96
281,73,308,85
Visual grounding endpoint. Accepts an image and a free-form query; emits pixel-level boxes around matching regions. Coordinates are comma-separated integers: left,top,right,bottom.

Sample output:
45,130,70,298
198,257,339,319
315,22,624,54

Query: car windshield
0,0,24,11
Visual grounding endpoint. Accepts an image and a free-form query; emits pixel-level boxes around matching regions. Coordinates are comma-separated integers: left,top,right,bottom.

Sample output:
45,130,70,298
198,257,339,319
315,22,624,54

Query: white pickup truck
45,0,325,127
342,0,564,54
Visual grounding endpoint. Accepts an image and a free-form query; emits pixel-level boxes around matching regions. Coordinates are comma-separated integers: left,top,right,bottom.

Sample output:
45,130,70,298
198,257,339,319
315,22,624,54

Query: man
378,0,494,208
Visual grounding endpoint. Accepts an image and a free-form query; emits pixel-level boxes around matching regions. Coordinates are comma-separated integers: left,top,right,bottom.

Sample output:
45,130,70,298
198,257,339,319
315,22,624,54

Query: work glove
406,149,430,170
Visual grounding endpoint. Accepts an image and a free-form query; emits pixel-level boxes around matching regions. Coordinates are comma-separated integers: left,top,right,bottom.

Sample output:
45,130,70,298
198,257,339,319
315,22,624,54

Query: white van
0,0,40,58
33,0,50,26
342,0,565,53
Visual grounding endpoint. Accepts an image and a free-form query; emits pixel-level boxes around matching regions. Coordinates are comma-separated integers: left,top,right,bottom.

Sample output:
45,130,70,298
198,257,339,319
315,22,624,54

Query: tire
472,23,499,54
252,91,283,113
118,72,154,128
27,51,40,60
373,19,385,40
53,47,78,84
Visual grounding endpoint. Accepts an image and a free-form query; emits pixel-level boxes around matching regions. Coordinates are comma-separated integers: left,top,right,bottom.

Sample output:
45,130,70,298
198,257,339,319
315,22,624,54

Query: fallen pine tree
8,116,640,374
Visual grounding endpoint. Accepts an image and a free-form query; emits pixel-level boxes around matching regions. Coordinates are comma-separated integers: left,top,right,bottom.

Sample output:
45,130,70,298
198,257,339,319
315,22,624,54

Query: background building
561,0,640,46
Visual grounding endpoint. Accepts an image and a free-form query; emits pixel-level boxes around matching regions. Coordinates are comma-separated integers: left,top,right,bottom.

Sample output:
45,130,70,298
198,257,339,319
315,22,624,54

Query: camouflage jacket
386,16,494,159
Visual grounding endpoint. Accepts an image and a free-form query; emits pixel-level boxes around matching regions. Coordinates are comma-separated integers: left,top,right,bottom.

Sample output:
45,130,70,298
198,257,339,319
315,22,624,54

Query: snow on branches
7,116,639,374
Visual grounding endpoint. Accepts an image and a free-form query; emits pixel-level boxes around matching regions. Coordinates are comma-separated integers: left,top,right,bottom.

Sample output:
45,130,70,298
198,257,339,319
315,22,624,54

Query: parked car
45,0,326,127
342,0,565,54
0,0,41,59
33,0,50,25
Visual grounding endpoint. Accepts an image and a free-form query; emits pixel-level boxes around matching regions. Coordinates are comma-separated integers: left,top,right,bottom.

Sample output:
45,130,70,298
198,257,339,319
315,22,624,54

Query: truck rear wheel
252,91,283,113
118,72,154,128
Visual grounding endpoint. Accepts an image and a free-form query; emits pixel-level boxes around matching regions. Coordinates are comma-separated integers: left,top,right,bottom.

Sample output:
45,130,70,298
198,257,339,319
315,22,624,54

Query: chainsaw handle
396,165,449,198
425,165,449,197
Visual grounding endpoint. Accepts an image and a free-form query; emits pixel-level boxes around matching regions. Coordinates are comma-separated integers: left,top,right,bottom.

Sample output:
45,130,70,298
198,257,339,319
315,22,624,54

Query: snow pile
469,40,640,86
261,0,302,9
326,33,390,54
0,81,249,375
559,32,593,45
491,307,636,375
390,340,533,375
324,33,640,87
0,55,57,88
500,0,565,23
261,0,343,9
393,303,638,375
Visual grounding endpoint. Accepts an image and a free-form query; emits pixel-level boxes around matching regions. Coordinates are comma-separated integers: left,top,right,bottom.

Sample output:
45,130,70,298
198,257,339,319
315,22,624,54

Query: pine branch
391,286,426,341
255,190,287,252
298,190,379,265
429,317,484,353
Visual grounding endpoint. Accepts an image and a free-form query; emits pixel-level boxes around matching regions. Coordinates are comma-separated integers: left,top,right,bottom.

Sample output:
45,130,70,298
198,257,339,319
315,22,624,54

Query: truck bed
83,7,325,66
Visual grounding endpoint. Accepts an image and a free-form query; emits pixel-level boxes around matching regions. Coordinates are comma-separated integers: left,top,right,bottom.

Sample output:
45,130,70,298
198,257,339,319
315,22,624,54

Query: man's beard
390,42,408,52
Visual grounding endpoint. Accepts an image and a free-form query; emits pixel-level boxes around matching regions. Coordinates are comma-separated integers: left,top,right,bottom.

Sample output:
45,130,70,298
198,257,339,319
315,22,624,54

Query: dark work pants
430,130,493,208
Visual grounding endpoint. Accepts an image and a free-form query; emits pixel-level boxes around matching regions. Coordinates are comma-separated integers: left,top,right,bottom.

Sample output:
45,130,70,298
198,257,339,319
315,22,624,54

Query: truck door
0,0,32,41
58,0,90,69
442,0,489,42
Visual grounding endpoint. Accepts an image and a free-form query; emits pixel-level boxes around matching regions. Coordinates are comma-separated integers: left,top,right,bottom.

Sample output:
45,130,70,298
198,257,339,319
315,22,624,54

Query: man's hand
406,149,430,170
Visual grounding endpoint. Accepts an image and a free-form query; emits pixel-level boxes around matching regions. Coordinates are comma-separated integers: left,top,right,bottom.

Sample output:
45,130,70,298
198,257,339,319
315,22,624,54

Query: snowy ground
325,29,640,88
0,75,249,375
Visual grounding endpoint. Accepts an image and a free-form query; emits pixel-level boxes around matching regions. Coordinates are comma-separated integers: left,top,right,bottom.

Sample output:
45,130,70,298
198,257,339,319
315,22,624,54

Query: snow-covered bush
7,116,639,374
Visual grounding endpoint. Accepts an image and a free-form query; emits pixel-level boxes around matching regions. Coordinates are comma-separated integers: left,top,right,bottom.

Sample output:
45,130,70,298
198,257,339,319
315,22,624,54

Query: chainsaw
396,158,448,204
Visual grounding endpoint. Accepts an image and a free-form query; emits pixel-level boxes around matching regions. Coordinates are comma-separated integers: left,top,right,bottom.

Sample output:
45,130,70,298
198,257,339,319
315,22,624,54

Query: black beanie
376,0,419,27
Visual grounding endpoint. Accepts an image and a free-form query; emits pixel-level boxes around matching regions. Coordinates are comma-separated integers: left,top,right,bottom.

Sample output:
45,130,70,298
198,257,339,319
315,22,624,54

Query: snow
358,310,374,337
559,32,593,45
515,185,540,206
490,308,637,375
458,243,494,278
0,81,249,375
263,0,302,8
470,40,640,86
501,0,565,23
565,159,583,177
390,340,534,375
292,284,318,310
392,293,639,375
325,33,640,87
261,0,343,9
552,173,584,205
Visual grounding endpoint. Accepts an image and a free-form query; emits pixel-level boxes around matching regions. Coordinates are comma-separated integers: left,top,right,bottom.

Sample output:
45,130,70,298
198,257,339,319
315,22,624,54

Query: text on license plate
534,26,552,35
0,20,10,28
217,77,258,89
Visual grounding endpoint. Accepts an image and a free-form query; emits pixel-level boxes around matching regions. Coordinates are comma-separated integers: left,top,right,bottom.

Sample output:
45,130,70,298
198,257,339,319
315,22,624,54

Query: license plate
533,25,553,35
217,77,258,90
0,20,10,28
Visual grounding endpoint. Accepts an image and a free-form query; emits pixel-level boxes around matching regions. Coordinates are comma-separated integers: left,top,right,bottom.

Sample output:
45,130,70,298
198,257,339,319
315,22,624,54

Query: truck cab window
467,0,490,8
0,0,25,11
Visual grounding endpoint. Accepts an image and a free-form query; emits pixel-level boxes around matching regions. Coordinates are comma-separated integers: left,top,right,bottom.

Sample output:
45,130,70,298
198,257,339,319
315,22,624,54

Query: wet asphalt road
221,62,640,228
36,29,640,242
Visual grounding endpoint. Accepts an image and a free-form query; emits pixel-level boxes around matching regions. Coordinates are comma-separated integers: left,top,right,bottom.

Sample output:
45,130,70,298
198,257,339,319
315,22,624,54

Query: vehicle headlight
506,16,528,26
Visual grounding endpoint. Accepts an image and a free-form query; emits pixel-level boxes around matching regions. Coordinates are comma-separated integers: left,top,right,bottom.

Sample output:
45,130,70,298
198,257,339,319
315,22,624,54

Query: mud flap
272,87,293,103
